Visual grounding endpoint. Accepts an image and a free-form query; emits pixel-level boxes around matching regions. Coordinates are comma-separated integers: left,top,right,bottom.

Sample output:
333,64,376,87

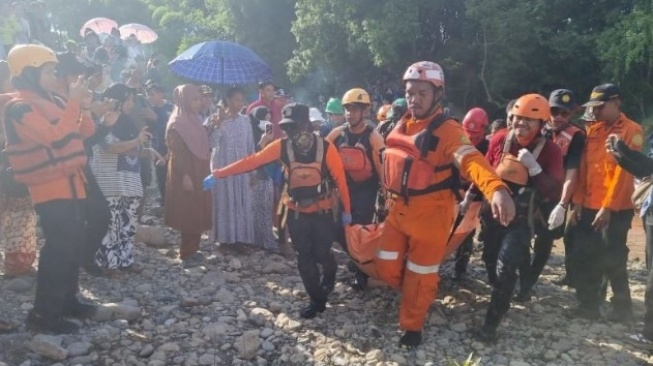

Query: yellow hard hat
7,44,58,77
342,88,371,106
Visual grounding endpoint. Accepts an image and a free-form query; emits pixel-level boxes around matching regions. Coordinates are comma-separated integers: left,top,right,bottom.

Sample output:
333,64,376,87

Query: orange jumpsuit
376,109,507,332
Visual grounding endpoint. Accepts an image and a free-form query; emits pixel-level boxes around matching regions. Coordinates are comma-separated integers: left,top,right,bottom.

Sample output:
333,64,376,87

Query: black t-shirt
564,132,585,170
152,102,173,155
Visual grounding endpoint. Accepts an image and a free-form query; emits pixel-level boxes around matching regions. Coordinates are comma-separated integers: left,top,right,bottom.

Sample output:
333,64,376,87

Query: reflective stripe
453,145,478,168
377,250,399,260
406,260,440,274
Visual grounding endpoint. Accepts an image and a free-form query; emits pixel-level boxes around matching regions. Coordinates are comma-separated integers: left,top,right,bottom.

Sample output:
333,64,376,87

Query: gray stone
157,342,181,353
136,225,168,248
262,341,275,351
135,283,153,293
365,349,385,362
139,344,155,358
390,353,406,364
544,350,557,361
450,322,467,333
234,330,261,360
260,328,274,339
275,313,301,330
29,334,68,361
5,277,32,293
229,257,242,270
202,322,231,338
249,307,275,326
215,288,235,303
262,262,290,274
95,303,141,322
509,361,532,366
148,361,166,366
199,354,220,366
66,342,92,357
112,319,129,329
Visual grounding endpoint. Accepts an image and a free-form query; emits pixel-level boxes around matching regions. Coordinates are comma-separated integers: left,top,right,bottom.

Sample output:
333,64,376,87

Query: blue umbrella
168,40,272,85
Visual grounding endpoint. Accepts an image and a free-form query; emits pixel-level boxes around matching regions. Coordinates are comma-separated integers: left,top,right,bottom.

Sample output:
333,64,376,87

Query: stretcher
344,202,482,279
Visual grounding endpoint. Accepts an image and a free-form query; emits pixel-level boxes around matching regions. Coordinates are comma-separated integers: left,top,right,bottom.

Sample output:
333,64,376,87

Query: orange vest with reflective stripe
4,97,87,186
383,114,456,198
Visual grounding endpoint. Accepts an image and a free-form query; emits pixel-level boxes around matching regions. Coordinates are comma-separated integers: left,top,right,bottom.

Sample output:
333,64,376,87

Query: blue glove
341,212,352,226
203,175,217,191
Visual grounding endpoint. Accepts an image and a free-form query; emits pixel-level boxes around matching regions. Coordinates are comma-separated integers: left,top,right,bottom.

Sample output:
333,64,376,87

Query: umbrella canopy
119,23,158,44
80,17,118,37
168,40,271,85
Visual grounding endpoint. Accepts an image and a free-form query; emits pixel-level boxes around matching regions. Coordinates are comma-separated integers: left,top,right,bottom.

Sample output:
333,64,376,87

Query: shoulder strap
286,139,295,163
420,113,450,158
315,137,324,164
502,130,514,154
532,137,546,159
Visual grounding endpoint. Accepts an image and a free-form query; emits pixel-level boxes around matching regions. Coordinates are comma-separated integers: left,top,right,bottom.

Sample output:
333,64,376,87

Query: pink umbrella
80,17,118,37
119,23,158,44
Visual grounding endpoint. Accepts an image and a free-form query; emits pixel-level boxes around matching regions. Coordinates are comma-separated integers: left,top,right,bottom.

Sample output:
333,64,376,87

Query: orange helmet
402,61,445,90
512,94,550,121
462,107,488,132
7,44,58,77
377,104,391,122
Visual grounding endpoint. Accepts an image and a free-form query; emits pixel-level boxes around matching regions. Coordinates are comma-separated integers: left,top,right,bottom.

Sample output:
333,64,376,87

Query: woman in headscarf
165,84,212,268
0,59,37,278
91,83,156,271
207,87,255,251
248,106,277,252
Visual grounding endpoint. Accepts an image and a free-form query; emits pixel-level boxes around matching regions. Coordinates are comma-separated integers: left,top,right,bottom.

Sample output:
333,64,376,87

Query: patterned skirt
0,196,37,276
252,178,277,250
95,196,141,270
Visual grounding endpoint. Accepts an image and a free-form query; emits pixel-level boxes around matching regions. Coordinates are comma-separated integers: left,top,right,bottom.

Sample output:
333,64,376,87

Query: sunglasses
550,108,571,118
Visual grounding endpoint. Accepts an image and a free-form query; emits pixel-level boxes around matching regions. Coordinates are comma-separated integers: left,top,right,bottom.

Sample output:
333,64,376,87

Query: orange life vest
552,124,582,156
3,96,88,186
334,125,375,183
495,131,545,186
383,114,457,198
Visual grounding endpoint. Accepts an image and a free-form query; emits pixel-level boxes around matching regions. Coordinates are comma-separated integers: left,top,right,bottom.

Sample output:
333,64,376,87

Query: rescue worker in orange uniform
203,103,351,319
375,61,515,348
454,107,490,279
569,83,643,321
4,45,97,333
326,88,385,290
475,94,564,343
514,89,585,301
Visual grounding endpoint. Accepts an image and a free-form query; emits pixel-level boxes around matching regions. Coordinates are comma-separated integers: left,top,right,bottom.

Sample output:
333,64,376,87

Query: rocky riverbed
1,207,652,366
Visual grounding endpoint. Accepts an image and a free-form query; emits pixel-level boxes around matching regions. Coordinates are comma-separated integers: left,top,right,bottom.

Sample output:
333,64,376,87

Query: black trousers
33,199,88,318
83,169,111,267
483,217,532,328
518,223,558,291
155,164,168,205
287,210,338,304
570,208,633,312
642,210,653,338
454,229,475,275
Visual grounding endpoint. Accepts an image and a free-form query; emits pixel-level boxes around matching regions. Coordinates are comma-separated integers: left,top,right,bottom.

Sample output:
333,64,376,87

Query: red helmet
402,61,445,90
462,108,489,133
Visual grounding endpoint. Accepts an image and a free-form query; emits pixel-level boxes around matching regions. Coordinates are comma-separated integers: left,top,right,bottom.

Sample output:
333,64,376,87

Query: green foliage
447,353,482,366
39,0,653,120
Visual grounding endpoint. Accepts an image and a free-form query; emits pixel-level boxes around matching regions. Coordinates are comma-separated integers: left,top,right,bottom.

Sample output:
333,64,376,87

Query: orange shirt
214,136,351,214
573,113,643,211
394,110,507,204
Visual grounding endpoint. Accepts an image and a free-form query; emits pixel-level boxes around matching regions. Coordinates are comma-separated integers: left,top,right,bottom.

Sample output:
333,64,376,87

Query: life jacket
284,137,331,207
383,113,459,200
551,124,582,156
3,95,88,186
495,131,545,187
334,124,376,184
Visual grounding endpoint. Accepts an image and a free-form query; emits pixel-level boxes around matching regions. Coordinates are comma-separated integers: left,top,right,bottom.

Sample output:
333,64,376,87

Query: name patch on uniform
632,134,643,147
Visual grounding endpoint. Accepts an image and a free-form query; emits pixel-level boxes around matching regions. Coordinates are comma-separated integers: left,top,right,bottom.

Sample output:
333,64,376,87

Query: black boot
399,330,422,349
26,311,79,334
513,286,533,303
300,301,326,319
349,267,368,291
474,324,498,344
64,298,99,319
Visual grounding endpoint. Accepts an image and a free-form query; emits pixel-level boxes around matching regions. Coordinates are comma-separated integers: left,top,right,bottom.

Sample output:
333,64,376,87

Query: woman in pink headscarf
165,84,212,268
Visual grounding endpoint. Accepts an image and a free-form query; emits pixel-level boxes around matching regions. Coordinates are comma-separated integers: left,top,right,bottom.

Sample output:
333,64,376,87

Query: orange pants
375,197,454,331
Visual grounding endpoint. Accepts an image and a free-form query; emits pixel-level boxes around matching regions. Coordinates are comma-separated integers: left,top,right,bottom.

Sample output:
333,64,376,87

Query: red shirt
486,129,564,201
246,97,282,139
